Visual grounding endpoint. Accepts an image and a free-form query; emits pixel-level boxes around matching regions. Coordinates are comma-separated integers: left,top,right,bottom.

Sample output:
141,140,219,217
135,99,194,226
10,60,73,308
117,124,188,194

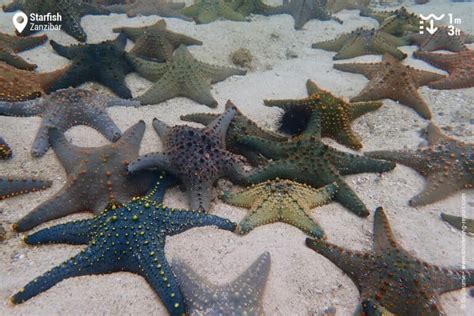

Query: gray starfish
172,252,271,315
0,88,138,157
127,45,246,107
107,0,192,20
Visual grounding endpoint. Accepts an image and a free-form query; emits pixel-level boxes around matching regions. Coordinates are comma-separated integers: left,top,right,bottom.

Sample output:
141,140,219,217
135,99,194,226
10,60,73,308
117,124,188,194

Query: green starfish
265,79,382,150
127,45,246,107
0,32,47,70
441,213,474,235
182,0,248,24
181,100,286,165
312,28,408,60
306,207,474,315
325,0,370,13
360,6,420,36
223,179,337,238
112,20,202,62
106,0,192,20
231,0,271,16
236,112,396,217
366,123,473,206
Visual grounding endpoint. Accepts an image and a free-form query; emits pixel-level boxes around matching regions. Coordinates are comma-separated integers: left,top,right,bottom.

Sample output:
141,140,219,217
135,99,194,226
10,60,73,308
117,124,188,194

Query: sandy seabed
0,0,473,315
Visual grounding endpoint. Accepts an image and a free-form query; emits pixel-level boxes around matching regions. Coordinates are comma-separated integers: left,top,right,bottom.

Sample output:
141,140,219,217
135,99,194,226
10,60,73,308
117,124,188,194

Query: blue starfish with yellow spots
10,174,236,316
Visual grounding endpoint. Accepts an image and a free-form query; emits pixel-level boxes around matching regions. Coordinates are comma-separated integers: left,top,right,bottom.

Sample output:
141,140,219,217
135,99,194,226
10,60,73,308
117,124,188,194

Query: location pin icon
13,11,28,34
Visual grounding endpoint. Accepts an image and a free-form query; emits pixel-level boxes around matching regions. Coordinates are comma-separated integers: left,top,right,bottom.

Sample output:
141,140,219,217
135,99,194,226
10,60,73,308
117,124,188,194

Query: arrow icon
425,19,438,34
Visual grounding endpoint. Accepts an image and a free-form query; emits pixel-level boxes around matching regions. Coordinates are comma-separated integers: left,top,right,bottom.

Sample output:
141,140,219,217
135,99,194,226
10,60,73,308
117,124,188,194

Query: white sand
0,0,473,315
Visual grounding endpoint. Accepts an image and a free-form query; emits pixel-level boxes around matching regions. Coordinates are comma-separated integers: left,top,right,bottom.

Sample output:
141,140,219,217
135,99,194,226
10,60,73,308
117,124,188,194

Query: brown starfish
413,49,474,90
366,123,473,206
405,26,474,52
0,32,47,70
0,137,12,159
333,54,446,119
0,62,68,102
306,207,474,315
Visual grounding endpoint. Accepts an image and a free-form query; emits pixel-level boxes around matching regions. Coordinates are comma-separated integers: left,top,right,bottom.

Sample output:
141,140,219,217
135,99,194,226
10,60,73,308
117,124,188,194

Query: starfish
10,174,236,316
312,28,408,60
112,20,202,62
263,0,342,30
0,137,13,159
0,62,67,102
127,45,246,107
181,100,287,165
48,34,133,99
0,88,138,157
413,49,474,90
0,32,47,70
325,0,370,13
441,213,474,235
182,0,247,24
223,179,337,238
231,0,271,16
13,121,156,232
0,176,51,200
306,207,474,315
365,123,473,206
360,7,420,36
107,0,192,20
172,252,270,315
405,26,474,52
128,106,249,211
236,112,395,217
333,54,446,119
3,0,109,42
265,79,382,150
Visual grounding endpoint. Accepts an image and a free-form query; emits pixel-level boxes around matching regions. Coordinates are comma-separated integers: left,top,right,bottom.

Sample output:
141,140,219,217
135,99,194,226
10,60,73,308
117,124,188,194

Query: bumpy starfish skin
413,49,474,90
0,176,51,200
231,0,271,16
0,62,67,102
11,174,236,316
128,107,249,211
266,79,382,150
0,33,47,70
223,179,337,238
181,100,286,165
312,28,407,60
2,0,109,42
325,0,369,13
107,0,191,20
182,0,247,24
360,6,420,36
306,207,474,315
14,121,155,232
113,20,202,62
441,213,474,235
237,113,395,217
263,0,341,30
0,137,13,159
366,123,473,206
172,252,270,315
333,54,446,119
0,88,136,157
405,26,474,52
127,45,246,107
48,34,133,99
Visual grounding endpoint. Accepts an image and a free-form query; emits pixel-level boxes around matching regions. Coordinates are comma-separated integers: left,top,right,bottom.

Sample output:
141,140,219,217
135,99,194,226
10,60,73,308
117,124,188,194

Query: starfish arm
430,267,474,293
134,75,180,106
136,248,186,316
145,173,177,203
333,37,372,60
373,207,401,253
205,106,237,145
199,62,247,84
411,68,447,88
24,219,94,245
37,67,71,93
302,111,322,138
312,33,353,52
262,3,289,15
423,123,451,146
97,67,132,99
305,182,338,208
171,33,203,47
10,245,110,304
237,198,281,234
221,153,250,185
6,33,47,52
333,129,363,150
112,25,146,42
331,151,396,175
14,186,82,232
428,75,473,90
334,179,370,217
50,40,80,59
31,123,54,158
196,8,219,24
365,150,428,175
246,160,299,184
116,120,146,153
180,112,216,126
181,4,201,17
333,62,381,80
349,101,382,120
0,177,52,200
0,99,43,116
371,36,407,60
46,64,90,93
163,208,236,236
409,169,466,206
152,118,171,140
218,5,248,21
413,50,453,72
280,199,327,238
237,136,286,159
0,48,37,70
128,153,173,174
440,213,474,234
222,184,263,208
60,14,87,42
306,238,373,285
188,184,213,211
126,53,169,81
182,76,217,107
48,128,85,174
